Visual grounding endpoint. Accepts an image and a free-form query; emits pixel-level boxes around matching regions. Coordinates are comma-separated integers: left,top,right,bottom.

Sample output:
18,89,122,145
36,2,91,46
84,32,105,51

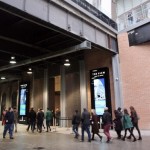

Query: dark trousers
123,128,136,139
115,129,122,138
3,124,14,138
130,122,141,138
46,120,51,131
73,124,79,137
81,124,91,141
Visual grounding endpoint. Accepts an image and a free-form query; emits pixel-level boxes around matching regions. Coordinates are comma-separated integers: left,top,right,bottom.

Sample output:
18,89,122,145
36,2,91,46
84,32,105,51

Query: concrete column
30,73,34,108
43,69,49,113
60,66,66,127
79,60,88,111
112,54,123,109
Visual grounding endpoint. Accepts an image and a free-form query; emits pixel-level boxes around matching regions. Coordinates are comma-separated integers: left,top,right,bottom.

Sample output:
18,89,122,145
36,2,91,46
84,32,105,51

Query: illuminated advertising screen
90,68,111,116
19,83,29,116
94,78,106,115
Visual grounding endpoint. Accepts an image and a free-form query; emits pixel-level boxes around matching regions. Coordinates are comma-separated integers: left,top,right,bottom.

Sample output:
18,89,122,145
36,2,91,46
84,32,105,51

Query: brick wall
118,32,150,129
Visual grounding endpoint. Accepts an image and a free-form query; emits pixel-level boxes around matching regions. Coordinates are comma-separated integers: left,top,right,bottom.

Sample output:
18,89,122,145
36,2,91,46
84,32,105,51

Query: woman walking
122,108,136,142
128,106,142,140
91,109,102,141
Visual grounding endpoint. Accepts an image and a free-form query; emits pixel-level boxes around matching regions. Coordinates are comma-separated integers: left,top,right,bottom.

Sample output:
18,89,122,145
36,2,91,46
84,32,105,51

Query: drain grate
33,147,45,149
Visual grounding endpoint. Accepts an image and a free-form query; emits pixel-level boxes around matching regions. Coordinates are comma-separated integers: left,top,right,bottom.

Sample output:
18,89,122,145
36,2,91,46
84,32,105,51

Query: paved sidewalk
0,123,150,150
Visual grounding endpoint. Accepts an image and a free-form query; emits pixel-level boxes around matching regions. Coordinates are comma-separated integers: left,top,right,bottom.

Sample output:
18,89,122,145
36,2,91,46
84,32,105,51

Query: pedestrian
122,108,136,142
91,109,102,141
72,110,81,138
3,107,14,139
45,108,53,132
2,106,7,126
27,107,36,132
37,108,44,133
102,107,112,143
127,106,142,140
113,110,123,139
80,108,91,142
13,107,18,132
55,108,60,126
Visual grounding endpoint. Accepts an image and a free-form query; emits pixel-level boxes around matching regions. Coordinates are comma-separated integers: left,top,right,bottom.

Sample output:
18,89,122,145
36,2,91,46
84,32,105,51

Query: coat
122,114,133,129
91,114,99,134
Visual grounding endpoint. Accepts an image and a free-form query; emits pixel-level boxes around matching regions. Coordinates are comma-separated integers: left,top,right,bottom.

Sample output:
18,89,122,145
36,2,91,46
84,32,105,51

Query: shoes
91,138,94,140
138,137,142,140
122,138,125,141
133,138,137,142
10,137,14,139
80,140,84,142
3,136,5,139
88,139,91,142
127,136,131,139
15,130,17,133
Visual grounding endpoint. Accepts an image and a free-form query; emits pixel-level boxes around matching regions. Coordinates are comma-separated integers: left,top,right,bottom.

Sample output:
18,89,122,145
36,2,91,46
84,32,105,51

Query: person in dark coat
27,107,36,132
113,110,123,139
81,108,91,142
91,109,102,141
3,107,14,139
102,107,112,143
37,108,44,133
72,110,81,138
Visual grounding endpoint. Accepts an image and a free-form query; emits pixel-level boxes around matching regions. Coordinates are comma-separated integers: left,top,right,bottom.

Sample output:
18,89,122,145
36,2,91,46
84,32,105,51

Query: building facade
117,0,150,129
0,0,150,129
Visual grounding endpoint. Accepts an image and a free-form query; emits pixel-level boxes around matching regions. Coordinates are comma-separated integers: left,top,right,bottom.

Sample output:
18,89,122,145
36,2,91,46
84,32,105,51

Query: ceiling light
27,68,33,74
9,56,16,64
64,59,70,66
1,77,6,80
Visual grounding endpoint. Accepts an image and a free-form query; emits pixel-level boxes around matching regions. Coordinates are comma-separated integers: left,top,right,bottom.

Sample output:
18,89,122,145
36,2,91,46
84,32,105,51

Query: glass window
117,15,126,31
133,0,142,7
133,6,143,23
117,0,124,16
124,0,133,11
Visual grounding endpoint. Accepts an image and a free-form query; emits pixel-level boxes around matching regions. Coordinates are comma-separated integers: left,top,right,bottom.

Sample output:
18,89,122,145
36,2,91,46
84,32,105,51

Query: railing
117,1,150,31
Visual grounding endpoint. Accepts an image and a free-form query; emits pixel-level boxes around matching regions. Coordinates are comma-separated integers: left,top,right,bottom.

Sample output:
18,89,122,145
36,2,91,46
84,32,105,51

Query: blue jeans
3,124,14,138
81,124,91,141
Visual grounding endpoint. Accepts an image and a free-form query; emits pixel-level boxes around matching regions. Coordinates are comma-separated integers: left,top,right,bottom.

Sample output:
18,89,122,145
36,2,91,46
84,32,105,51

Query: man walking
72,110,81,138
3,107,14,139
81,108,91,142
46,108,53,132
102,107,112,143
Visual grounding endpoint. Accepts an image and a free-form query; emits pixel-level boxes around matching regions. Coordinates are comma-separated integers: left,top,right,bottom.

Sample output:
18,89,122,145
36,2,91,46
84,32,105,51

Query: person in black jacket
72,110,81,138
27,107,36,133
102,107,112,143
81,108,91,142
3,107,14,139
113,110,123,139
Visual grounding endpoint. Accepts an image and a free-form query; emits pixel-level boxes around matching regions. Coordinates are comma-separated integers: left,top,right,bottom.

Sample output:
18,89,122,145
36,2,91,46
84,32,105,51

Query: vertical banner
18,83,29,117
90,68,111,116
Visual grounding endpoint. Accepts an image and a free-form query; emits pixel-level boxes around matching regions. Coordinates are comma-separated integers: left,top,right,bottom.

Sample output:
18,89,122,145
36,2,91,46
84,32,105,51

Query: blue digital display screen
94,78,106,115
19,84,28,116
